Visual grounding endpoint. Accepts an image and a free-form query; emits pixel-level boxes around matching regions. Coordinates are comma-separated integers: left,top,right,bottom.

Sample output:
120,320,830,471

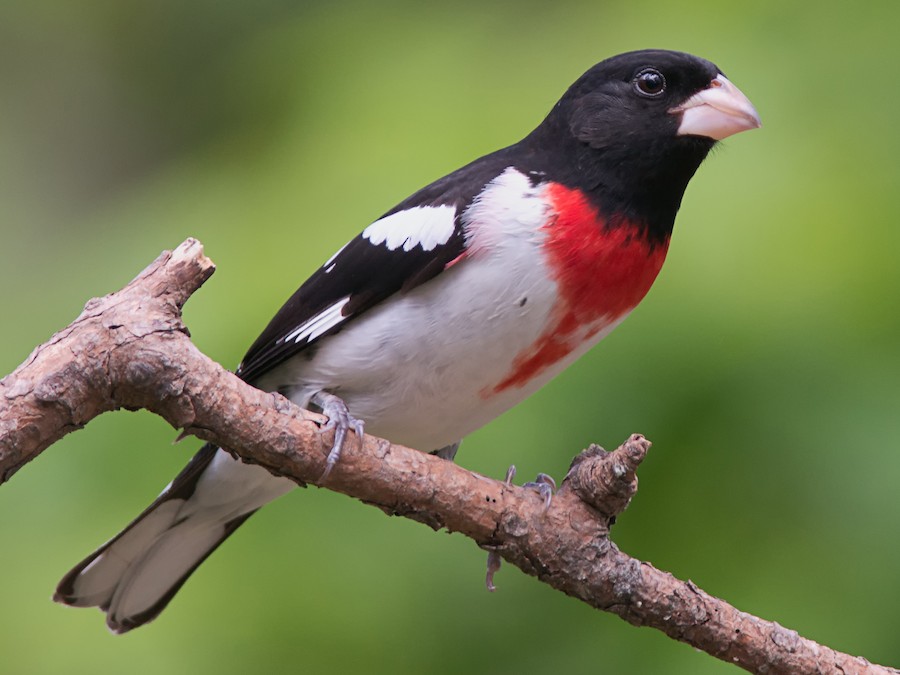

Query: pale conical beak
672,74,761,140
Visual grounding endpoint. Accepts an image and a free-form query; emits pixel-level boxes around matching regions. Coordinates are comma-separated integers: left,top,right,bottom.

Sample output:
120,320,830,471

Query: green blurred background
2,1,899,673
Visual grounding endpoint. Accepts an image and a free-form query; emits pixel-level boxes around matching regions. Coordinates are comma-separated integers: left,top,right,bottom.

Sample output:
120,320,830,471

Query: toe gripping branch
484,434,651,592
310,391,365,482
486,464,558,592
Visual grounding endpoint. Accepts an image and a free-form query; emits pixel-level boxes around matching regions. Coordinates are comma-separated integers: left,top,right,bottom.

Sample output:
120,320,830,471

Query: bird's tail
54,444,294,633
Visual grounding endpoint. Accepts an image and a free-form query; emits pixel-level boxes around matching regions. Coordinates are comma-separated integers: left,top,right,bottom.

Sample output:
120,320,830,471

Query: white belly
283,260,558,450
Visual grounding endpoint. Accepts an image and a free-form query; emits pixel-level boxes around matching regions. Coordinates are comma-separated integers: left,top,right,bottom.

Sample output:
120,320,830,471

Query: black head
525,49,760,234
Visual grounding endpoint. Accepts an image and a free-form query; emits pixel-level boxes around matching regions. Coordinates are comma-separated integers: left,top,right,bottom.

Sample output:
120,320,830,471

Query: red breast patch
486,183,669,395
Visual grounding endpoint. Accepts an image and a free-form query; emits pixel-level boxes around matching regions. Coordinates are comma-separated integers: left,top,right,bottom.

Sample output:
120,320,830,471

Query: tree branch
0,239,893,675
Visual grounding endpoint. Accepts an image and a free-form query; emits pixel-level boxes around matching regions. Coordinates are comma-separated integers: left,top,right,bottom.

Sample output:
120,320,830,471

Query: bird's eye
633,68,666,98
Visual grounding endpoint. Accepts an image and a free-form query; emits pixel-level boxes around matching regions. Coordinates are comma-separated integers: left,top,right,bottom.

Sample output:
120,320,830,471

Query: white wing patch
282,296,351,344
362,205,456,252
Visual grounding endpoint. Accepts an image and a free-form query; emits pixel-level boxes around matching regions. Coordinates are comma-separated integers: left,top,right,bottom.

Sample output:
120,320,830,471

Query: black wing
236,219,464,384
235,147,518,385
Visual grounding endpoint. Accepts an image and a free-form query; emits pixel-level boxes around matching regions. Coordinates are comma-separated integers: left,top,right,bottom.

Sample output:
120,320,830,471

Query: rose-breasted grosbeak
54,49,760,632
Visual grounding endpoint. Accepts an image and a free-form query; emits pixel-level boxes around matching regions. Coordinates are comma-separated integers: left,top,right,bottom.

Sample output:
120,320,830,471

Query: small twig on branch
0,239,894,675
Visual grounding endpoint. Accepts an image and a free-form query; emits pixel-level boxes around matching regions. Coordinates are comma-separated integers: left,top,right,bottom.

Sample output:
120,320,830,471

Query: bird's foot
523,472,557,510
484,466,557,591
505,465,557,510
310,391,365,482
485,549,502,592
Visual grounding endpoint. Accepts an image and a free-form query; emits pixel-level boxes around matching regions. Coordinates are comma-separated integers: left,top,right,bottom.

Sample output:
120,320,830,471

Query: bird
53,49,760,633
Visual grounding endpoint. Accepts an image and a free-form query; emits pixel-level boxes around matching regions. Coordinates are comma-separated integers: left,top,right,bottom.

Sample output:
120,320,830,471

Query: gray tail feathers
53,444,258,634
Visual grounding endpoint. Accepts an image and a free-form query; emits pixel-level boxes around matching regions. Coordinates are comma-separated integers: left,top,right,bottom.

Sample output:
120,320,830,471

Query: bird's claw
483,467,557,592
311,391,365,482
503,466,556,508
485,550,502,592
504,464,517,485
523,472,557,510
